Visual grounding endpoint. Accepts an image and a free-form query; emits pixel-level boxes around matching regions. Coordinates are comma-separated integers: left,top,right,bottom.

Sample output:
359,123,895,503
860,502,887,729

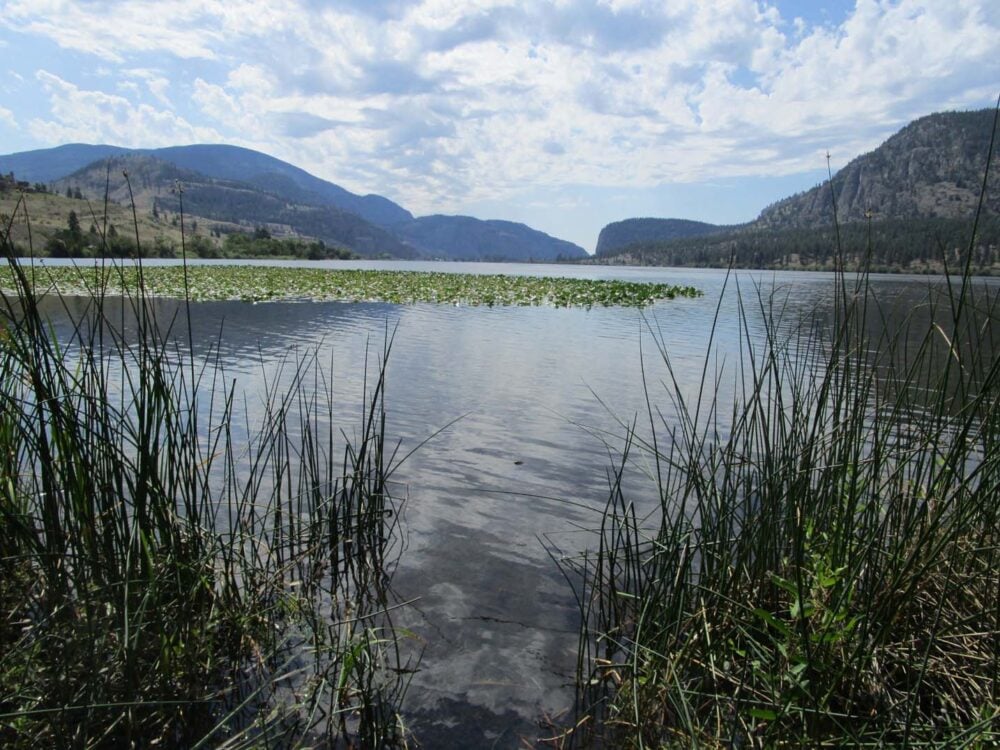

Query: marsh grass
0,189,412,748
563,115,1000,747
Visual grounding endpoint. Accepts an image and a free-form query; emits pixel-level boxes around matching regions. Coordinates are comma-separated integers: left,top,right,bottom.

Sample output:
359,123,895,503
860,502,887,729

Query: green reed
0,189,412,748
565,115,1000,747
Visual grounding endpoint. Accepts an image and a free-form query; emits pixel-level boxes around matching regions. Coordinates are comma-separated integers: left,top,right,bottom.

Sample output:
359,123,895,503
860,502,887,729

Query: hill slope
758,109,999,228
54,154,418,258
148,144,414,227
395,215,587,261
594,108,1000,271
1,143,585,261
0,144,131,183
0,143,413,229
596,218,725,256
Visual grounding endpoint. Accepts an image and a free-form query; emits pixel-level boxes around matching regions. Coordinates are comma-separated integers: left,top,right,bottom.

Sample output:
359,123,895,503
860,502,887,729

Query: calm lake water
31,260,1000,747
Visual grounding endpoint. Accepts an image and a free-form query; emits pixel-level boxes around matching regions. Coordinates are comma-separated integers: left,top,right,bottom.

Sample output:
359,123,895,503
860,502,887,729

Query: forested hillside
394,215,587,261
594,109,999,272
595,218,725,255
759,110,998,228
599,215,1000,274
52,155,417,258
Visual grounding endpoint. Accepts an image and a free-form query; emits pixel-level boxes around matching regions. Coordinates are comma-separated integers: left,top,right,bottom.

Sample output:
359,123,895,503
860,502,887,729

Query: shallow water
31,261,1000,747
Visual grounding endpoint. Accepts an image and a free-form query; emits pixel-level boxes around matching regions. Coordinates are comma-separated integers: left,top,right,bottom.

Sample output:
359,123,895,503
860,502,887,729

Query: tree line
203,226,357,260
598,215,1000,273
35,210,356,261
1,171,52,195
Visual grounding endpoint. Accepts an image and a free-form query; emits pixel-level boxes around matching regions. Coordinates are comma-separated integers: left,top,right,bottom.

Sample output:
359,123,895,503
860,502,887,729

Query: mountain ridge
396,215,588,261
0,143,587,261
50,153,418,258
757,109,998,229
593,108,1000,270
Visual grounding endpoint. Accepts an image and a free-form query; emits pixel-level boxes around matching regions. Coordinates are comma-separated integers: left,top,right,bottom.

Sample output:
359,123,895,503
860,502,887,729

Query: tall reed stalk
566,116,1000,747
0,189,412,748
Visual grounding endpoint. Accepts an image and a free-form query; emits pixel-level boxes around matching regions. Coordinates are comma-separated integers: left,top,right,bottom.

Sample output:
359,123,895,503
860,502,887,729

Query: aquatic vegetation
0,262,701,307
0,239,412,745
566,272,1000,746
562,119,1000,746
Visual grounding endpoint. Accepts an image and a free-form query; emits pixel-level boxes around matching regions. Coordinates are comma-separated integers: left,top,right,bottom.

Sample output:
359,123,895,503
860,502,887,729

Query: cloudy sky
0,1,997,251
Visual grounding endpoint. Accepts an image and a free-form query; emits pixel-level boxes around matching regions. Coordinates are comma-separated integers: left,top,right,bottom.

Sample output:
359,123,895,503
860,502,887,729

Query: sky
0,1,997,252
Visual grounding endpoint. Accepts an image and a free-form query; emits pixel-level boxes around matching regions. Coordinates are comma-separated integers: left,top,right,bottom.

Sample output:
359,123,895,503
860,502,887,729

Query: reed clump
0,194,411,748
567,140,1000,745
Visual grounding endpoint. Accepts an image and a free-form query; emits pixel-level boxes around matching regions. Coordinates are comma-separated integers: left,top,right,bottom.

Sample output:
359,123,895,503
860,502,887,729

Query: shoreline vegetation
1,200,414,746
5,175,1000,277
556,112,1000,746
0,262,702,308
560,267,1000,746
580,213,1000,274
0,187,699,748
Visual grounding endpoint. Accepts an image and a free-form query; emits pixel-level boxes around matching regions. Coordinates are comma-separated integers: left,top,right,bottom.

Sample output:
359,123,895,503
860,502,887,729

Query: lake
31,260,999,747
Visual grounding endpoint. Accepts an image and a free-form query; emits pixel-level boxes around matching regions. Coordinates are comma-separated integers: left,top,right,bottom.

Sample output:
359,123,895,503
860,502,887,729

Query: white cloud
226,64,275,94
1,0,996,224
146,77,172,108
191,78,242,123
0,105,18,129
117,80,140,96
2,0,224,61
123,68,174,107
30,70,222,146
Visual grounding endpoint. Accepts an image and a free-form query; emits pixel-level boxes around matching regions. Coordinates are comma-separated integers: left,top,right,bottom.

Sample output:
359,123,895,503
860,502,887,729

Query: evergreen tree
68,211,82,243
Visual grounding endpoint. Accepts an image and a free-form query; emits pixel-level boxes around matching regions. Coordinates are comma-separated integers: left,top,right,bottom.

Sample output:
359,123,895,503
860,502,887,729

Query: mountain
53,154,418,258
758,109,999,228
394,215,587,261
593,108,1000,272
0,144,131,183
1,143,584,261
147,144,414,227
0,143,413,228
595,218,725,256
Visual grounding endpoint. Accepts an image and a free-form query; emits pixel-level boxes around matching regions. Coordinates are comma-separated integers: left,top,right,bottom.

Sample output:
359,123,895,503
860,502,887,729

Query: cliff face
595,218,723,256
758,109,999,228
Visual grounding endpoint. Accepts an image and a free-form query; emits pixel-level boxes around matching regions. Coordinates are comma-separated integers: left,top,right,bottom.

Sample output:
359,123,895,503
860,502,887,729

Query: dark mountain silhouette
0,144,130,183
596,218,726,256
148,144,414,227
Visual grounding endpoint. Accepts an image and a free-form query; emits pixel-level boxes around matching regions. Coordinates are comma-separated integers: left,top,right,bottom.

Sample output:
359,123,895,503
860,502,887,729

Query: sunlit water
29,260,1000,747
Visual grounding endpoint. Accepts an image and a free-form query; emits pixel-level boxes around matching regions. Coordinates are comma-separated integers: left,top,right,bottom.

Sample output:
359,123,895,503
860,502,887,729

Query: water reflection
27,265,1000,747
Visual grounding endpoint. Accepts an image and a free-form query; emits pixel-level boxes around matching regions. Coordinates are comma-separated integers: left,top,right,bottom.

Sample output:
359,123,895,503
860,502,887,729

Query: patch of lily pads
2,263,701,308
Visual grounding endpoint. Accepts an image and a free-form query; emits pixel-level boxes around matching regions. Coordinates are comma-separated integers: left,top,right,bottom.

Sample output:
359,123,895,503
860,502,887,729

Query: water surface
32,261,1000,746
